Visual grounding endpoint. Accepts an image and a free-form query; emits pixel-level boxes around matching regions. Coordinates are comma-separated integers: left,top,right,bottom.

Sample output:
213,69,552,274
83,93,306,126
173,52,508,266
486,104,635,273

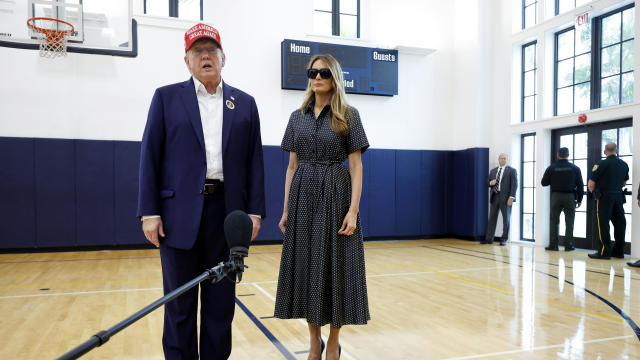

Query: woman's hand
338,211,358,236
278,213,288,234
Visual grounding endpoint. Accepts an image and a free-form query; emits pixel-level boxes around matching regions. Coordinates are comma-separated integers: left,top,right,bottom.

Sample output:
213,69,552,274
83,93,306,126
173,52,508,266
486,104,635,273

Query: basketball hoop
27,17,75,58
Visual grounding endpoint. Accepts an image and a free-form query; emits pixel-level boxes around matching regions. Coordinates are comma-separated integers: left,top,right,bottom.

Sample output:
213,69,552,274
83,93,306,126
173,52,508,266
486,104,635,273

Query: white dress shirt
194,77,224,180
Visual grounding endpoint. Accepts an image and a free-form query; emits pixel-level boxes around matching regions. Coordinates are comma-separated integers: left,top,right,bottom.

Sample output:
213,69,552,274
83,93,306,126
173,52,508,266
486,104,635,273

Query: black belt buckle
203,181,223,195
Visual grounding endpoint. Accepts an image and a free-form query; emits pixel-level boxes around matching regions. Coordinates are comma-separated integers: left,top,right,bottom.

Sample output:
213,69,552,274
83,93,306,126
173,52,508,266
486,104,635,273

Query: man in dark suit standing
137,23,265,359
482,153,517,246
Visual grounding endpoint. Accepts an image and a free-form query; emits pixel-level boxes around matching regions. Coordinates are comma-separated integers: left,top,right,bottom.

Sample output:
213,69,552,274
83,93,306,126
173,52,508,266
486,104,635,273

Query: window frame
522,40,537,123
548,3,635,116
522,0,538,29
315,0,361,38
595,3,635,108
553,26,592,116
144,0,203,20
520,133,537,242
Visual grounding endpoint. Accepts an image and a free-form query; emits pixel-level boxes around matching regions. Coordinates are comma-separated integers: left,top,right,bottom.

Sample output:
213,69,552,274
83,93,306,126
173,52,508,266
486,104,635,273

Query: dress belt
299,159,343,165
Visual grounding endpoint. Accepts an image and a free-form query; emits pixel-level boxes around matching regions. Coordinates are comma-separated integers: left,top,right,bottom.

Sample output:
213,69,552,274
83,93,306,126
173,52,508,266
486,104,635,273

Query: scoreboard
281,39,398,96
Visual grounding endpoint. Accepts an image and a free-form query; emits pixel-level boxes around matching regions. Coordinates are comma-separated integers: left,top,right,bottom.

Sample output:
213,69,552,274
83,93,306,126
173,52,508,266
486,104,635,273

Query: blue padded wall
367,149,396,237
449,148,489,237
0,138,36,248
114,142,144,245
0,137,488,249
35,139,76,248
76,140,116,246
420,151,450,235
258,146,287,241
395,150,422,236
359,150,372,237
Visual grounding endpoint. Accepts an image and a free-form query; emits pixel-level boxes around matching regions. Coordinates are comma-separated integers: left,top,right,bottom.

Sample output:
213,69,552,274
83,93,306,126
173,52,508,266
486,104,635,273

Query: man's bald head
604,142,618,155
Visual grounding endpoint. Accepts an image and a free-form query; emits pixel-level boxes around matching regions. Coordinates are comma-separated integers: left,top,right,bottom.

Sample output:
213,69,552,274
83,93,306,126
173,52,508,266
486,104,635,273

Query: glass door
552,119,632,253
557,132,589,242
599,125,633,251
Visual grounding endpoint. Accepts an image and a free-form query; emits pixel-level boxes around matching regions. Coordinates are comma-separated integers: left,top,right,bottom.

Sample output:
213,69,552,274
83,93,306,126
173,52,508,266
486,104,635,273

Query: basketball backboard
0,0,137,56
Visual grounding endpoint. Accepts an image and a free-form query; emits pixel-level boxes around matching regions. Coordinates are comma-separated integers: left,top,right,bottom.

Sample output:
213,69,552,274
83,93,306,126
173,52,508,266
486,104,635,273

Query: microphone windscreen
224,210,253,251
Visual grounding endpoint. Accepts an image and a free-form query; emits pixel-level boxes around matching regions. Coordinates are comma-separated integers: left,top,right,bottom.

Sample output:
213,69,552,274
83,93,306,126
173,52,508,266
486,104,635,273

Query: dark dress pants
549,192,576,247
486,193,512,242
595,193,626,257
159,192,236,360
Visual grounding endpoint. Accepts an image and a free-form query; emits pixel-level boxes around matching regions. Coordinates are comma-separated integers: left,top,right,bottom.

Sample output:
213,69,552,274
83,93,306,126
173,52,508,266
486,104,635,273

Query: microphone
223,210,253,282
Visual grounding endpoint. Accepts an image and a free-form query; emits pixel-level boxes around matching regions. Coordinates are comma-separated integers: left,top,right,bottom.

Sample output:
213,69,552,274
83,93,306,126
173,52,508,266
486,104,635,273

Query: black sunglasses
307,68,332,79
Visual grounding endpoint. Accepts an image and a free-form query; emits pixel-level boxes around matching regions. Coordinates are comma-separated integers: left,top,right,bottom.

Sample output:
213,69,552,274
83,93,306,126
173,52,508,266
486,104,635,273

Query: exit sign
576,12,590,28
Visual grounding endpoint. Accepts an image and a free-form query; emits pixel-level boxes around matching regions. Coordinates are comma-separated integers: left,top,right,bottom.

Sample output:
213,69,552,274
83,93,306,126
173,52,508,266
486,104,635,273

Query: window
144,0,203,20
523,0,537,29
599,6,634,107
558,133,588,238
549,4,634,117
554,25,591,115
521,133,536,241
556,0,592,15
522,41,537,122
601,127,633,242
314,0,360,38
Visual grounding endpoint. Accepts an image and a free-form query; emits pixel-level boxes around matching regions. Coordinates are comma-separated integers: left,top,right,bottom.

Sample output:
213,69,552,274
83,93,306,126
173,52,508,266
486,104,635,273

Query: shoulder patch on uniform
592,164,599,172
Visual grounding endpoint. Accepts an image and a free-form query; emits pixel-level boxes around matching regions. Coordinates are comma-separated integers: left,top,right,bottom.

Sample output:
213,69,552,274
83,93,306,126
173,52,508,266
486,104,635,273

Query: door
552,119,632,253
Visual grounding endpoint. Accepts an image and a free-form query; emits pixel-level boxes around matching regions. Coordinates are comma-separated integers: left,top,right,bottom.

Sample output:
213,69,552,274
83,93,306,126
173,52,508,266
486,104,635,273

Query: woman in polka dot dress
274,54,370,360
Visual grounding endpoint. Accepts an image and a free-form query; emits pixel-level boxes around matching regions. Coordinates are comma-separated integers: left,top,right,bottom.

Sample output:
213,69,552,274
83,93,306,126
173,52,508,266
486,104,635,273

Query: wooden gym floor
1,239,639,359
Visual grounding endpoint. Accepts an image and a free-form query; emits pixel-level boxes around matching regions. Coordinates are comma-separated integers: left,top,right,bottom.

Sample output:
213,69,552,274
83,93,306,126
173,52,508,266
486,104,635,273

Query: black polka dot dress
274,100,371,328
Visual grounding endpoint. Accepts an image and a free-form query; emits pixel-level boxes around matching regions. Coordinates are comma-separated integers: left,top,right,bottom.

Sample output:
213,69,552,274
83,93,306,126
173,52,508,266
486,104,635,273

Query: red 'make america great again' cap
184,23,222,52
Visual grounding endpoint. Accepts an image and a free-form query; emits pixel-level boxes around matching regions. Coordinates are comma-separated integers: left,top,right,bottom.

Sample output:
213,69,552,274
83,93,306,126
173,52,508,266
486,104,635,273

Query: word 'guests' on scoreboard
281,39,398,96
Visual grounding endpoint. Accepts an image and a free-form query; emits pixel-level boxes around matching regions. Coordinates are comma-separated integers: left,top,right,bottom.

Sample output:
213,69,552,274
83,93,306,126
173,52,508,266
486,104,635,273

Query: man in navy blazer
137,23,265,359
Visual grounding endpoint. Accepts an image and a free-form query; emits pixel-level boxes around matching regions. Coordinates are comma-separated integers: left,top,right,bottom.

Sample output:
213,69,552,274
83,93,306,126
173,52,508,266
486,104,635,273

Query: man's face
498,155,507,167
184,39,225,84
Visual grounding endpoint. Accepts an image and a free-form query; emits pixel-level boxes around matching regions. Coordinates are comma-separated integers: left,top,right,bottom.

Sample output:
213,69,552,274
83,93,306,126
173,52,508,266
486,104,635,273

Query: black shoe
480,240,489,244
564,245,575,251
613,254,625,259
628,260,640,267
588,252,610,259
545,246,559,251
499,240,507,246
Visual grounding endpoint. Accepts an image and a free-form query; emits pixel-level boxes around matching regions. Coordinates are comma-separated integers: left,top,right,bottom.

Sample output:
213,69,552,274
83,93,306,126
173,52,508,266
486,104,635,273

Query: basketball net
27,18,74,59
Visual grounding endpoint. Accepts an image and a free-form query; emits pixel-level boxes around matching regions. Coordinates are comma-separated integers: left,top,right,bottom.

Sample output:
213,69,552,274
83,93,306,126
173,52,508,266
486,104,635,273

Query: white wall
0,0,483,151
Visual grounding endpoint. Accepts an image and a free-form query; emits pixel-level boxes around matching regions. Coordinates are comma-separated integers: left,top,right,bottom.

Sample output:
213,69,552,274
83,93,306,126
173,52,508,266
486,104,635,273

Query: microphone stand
57,257,247,360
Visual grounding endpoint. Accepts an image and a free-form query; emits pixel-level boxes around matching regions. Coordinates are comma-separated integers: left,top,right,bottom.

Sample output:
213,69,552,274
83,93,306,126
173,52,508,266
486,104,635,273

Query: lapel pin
226,99,235,110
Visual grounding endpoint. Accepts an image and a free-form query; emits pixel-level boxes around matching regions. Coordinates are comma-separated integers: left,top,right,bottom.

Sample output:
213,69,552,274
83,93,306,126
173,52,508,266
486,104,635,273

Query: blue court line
439,244,640,280
234,297,296,360
422,245,640,341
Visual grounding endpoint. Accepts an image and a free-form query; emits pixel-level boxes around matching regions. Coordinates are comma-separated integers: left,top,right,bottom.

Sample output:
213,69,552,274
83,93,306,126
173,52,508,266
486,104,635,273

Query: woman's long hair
300,54,350,137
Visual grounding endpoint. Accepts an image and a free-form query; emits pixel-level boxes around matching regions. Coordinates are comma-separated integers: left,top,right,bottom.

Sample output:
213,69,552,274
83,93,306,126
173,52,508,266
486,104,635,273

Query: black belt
203,179,224,195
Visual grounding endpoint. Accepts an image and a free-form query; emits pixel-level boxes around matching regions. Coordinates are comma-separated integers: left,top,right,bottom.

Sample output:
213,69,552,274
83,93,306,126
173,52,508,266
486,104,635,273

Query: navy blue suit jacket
137,78,266,249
